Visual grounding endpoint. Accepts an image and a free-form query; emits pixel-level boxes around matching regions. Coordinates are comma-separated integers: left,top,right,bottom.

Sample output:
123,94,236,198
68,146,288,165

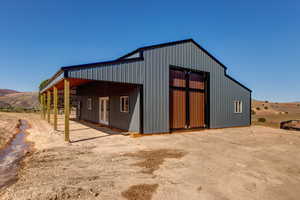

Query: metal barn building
40,39,251,139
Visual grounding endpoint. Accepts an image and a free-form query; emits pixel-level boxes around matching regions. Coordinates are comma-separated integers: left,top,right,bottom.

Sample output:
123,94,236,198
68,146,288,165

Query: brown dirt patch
122,184,159,200
124,149,186,174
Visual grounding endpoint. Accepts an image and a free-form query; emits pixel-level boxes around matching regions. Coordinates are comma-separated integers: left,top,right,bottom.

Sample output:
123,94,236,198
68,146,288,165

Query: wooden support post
47,90,51,123
64,79,70,142
43,93,46,119
40,94,43,118
53,86,58,130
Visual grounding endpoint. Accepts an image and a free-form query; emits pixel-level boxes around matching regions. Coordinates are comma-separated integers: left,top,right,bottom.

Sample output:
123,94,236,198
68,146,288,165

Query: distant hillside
0,91,39,109
252,99,300,128
0,89,19,96
252,100,300,115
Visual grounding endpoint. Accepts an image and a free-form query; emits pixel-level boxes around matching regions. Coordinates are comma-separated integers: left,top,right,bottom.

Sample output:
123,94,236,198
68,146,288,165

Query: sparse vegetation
252,100,300,128
0,107,39,113
258,118,266,123
251,110,256,115
0,91,39,111
265,101,269,103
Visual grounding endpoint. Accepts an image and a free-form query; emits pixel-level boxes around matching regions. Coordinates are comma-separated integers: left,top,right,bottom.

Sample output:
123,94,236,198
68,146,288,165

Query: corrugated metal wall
77,82,140,132
142,42,250,132
68,41,251,133
68,61,144,85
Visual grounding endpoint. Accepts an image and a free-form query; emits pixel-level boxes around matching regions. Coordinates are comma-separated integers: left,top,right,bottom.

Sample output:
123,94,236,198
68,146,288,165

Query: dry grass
252,113,300,128
0,92,38,109
124,149,186,174
121,184,159,200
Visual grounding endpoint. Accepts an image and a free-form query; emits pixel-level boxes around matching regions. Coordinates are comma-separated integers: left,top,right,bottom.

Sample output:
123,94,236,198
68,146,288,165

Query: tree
38,79,49,103
39,79,49,91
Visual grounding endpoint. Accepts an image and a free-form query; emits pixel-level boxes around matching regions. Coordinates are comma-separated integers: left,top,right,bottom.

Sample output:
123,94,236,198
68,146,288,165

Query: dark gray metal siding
77,82,140,132
69,41,251,133
68,61,144,85
142,42,250,132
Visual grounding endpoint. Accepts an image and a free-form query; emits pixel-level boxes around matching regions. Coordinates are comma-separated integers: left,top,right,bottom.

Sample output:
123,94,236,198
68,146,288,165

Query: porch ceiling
43,78,92,92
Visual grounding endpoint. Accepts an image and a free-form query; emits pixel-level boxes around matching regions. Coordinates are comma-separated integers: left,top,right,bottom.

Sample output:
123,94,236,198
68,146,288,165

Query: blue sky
0,0,299,102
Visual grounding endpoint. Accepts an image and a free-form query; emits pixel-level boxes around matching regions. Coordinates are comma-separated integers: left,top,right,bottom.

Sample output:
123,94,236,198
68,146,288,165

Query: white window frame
120,96,129,113
87,98,92,110
234,100,243,113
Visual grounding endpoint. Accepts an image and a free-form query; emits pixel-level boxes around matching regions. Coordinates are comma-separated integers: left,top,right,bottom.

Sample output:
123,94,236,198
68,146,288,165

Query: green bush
258,118,266,123
264,106,268,110
256,107,260,110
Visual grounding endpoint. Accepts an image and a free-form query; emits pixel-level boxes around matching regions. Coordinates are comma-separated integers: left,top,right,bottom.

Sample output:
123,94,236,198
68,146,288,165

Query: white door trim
99,97,109,125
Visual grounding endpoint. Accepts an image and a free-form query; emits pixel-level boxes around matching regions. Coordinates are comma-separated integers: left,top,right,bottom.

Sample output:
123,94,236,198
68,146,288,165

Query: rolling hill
0,89,19,96
0,89,39,110
252,99,300,128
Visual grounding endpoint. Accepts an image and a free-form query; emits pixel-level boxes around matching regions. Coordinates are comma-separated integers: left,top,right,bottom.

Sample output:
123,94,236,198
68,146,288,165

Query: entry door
99,97,109,125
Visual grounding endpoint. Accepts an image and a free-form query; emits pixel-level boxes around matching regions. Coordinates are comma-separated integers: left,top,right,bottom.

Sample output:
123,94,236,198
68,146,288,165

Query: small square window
234,101,242,113
120,96,129,113
87,98,92,110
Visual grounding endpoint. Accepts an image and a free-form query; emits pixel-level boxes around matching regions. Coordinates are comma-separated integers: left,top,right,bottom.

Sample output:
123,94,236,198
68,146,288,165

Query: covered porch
40,76,142,142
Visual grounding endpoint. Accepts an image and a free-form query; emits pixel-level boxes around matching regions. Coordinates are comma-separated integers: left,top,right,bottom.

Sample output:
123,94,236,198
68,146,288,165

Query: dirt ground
1,112,300,200
0,114,19,148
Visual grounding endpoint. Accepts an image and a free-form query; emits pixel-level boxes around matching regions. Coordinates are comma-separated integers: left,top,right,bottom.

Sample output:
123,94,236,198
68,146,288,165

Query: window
120,96,129,113
234,101,243,113
87,98,92,110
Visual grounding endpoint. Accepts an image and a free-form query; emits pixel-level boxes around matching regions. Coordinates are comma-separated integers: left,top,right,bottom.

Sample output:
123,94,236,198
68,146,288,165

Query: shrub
265,101,269,103
256,107,260,110
251,110,256,115
264,106,268,110
285,111,288,114
258,118,266,123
